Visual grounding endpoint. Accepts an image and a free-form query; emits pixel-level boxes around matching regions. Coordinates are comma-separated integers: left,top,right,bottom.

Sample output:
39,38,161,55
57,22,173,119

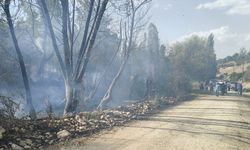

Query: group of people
199,80,214,92
199,80,243,96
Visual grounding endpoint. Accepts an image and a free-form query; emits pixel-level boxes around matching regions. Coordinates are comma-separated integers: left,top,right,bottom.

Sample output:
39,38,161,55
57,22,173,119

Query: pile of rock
0,97,181,149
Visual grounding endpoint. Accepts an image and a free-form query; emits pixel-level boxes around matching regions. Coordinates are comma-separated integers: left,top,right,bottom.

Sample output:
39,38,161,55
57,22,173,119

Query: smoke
0,0,167,117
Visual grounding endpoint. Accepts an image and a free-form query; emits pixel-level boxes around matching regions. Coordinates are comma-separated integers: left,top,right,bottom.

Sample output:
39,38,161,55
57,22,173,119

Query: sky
149,0,250,58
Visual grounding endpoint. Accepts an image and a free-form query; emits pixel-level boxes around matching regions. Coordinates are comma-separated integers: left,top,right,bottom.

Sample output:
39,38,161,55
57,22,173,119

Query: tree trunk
4,0,36,119
63,81,74,116
60,0,71,77
97,10,134,110
97,57,128,110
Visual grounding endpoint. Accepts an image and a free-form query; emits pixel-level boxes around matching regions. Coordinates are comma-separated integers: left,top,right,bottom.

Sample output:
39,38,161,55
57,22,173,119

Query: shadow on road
142,116,250,130
124,125,250,145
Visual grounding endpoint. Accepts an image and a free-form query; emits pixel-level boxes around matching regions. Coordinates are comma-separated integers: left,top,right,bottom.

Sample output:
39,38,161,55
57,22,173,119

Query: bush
243,88,250,92
244,66,250,81
230,72,244,82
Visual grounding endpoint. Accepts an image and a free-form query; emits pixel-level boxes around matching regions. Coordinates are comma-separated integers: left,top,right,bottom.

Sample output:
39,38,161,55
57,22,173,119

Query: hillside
218,62,250,75
217,61,250,90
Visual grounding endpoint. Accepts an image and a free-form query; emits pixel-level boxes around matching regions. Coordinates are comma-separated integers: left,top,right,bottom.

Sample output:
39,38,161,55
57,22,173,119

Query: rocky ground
0,96,190,149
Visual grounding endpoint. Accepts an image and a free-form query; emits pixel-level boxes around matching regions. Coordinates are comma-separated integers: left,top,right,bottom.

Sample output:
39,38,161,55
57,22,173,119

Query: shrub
244,66,250,81
230,72,244,82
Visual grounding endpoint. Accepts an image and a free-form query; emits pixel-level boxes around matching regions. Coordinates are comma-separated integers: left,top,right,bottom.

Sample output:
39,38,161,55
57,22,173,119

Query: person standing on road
209,80,213,92
199,82,204,90
215,82,220,97
235,82,238,92
221,82,226,95
227,82,231,91
237,82,243,96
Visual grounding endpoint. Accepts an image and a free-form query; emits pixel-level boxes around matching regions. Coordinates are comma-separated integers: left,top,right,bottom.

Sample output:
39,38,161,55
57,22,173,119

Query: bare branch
39,0,67,79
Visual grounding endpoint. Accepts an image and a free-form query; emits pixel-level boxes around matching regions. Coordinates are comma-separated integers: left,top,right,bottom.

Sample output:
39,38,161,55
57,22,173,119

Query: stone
48,140,54,145
36,139,42,144
75,114,86,124
20,128,26,133
14,127,19,132
69,128,75,132
57,130,71,138
29,125,34,131
0,126,6,139
78,126,86,130
19,140,26,147
24,145,31,149
25,139,32,145
11,143,23,150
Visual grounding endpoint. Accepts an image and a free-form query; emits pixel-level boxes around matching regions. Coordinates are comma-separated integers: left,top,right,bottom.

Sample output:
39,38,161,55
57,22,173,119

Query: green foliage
169,34,217,81
244,66,250,81
168,34,217,93
230,72,244,82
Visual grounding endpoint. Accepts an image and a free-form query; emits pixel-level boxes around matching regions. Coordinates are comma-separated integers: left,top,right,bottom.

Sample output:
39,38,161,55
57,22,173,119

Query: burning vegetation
0,0,217,149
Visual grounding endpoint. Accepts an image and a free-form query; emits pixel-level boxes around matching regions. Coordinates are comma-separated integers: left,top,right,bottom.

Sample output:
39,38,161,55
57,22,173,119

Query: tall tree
97,0,151,109
40,0,109,116
2,0,36,119
145,23,160,97
205,33,217,80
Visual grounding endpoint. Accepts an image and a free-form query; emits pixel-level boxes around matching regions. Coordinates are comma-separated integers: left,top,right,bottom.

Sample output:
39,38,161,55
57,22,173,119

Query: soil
47,93,250,150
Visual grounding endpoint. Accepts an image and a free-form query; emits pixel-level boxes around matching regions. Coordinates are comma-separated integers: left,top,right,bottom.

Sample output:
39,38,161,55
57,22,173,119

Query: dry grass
219,62,250,75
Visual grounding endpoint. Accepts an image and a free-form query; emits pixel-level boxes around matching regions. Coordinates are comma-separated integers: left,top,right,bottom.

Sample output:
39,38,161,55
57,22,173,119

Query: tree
97,0,151,109
1,0,36,119
145,23,160,97
205,34,217,80
40,0,109,116
244,66,250,81
168,34,217,94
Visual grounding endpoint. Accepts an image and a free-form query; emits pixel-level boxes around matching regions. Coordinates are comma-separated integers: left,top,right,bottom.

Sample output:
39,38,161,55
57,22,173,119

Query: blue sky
150,0,250,58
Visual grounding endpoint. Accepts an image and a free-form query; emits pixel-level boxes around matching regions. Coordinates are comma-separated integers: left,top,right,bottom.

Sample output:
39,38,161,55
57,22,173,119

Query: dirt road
49,94,250,150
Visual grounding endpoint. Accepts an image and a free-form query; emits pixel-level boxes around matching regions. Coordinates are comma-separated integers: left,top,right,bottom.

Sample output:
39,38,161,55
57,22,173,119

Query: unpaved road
49,94,250,150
